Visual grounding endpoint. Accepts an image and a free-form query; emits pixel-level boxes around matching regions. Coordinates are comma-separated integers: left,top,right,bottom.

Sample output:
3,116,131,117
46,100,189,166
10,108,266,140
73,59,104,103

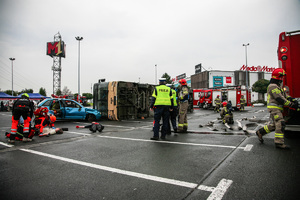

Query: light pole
9,58,15,96
75,36,83,101
155,64,157,85
243,43,250,104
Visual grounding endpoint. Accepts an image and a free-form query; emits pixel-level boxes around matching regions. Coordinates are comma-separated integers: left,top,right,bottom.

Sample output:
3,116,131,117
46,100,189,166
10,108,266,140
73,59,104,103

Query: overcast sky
0,0,299,96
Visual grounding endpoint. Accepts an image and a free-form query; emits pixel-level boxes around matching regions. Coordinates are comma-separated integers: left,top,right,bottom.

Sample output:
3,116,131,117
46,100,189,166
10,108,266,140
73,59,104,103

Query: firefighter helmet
272,68,286,80
222,101,227,107
179,79,187,85
50,115,56,123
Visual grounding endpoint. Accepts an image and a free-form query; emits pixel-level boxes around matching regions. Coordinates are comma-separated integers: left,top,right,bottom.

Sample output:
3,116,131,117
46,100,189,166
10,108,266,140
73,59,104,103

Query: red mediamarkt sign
240,65,275,72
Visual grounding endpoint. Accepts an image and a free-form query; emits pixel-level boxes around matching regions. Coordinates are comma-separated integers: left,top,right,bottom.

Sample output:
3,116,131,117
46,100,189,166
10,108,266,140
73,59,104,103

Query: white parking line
198,185,215,192
0,141,14,147
20,148,232,199
97,135,252,151
243,144,253,151
67,131,91,136
207,179,233,200
0,131,253,152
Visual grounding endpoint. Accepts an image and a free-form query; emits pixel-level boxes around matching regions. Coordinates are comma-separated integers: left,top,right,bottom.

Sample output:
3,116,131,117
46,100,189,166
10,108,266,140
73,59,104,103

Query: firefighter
177,79,189,133
220,101,234,125
256,68,297,149
150,78,173,140
240,95,246,111
214,95,221,112
9,93,34,143
166,84,178,135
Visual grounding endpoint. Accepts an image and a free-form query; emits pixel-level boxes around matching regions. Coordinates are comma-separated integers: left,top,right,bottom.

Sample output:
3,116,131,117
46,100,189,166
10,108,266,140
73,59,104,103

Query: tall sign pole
47,32,66,95
155,64,157,85
9,58,15,96
75,36,83,99
243,43,250,105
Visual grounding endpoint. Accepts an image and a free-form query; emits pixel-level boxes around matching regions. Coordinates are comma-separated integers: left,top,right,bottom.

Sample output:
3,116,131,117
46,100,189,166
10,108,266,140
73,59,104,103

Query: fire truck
194,86,249,110
278,30,300,130
193,89,203,107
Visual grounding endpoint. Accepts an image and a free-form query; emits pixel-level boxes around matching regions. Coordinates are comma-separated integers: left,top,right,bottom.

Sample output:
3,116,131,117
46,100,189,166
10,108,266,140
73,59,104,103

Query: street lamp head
243,43,250,46
9,58,15,61
75,36,83,41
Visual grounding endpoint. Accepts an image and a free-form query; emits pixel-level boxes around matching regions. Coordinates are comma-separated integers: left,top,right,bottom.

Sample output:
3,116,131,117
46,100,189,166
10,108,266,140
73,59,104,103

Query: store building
183,65,274,102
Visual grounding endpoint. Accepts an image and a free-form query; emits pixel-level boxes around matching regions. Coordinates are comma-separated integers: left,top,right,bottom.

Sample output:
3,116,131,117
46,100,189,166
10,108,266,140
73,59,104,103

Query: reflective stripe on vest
267,103,283,111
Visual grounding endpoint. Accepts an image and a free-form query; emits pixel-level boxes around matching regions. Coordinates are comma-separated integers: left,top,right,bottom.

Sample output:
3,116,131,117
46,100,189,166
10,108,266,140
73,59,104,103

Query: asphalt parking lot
1,106,300,200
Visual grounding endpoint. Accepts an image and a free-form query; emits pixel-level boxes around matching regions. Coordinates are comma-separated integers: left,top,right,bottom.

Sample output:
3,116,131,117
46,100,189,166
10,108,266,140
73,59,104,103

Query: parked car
38,98,101,121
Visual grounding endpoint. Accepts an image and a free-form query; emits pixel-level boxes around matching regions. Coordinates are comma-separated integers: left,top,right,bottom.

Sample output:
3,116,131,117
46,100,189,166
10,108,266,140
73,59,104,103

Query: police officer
240,95,246,111
166,84,178,135
214,95,221,112
177,79,189,133
9,93,34,143
150,78,173,140
256,68,296,149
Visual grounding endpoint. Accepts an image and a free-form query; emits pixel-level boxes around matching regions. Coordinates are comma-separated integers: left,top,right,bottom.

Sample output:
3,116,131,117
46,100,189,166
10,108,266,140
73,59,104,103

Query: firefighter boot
256,128,265,144
8,134,16,144
275,143,290,149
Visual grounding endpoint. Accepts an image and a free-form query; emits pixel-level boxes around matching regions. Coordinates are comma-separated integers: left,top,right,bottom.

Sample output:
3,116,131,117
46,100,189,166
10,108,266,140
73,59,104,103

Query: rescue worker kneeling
9,93,34,143
6,116,35,141
39,115,64,137
220,101,234,125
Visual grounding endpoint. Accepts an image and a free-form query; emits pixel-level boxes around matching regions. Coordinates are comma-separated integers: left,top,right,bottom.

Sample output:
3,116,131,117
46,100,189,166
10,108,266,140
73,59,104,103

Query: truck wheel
87,114,96,122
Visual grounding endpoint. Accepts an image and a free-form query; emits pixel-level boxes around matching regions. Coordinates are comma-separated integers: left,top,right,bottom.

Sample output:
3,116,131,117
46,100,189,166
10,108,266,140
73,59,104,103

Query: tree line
2,86,93,100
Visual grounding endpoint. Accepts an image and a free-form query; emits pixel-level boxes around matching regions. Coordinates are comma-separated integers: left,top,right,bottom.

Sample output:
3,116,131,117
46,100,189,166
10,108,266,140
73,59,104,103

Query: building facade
190,70,271,102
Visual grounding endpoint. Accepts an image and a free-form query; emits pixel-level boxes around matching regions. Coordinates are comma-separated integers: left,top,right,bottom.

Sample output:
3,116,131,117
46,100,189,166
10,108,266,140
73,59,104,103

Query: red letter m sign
47,41,65,58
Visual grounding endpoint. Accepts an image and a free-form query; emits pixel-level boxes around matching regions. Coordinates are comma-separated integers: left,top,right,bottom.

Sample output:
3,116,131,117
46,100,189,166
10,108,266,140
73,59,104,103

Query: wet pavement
0,106,299,200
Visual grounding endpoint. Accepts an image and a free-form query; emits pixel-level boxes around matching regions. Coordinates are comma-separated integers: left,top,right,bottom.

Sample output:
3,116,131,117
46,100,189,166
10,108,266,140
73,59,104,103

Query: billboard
176,73,186,81
213,76,223,87
47,40,66,58
240,65,275,73
195,63,202,74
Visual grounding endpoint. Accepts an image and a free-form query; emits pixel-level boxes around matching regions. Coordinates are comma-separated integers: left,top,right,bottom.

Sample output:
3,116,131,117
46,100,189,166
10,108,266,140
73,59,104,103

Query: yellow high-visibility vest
152,85,172,106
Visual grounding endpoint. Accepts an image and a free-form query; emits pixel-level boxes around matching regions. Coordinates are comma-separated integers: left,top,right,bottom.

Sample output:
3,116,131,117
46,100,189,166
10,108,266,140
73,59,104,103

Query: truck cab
278,30,300,131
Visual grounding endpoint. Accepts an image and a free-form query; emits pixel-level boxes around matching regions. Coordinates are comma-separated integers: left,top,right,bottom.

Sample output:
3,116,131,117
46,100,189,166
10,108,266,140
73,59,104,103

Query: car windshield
41,100,51,107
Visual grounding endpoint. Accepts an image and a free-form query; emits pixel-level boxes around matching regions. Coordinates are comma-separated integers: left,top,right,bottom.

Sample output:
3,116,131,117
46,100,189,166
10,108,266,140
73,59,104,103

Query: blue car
38,98,101,121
